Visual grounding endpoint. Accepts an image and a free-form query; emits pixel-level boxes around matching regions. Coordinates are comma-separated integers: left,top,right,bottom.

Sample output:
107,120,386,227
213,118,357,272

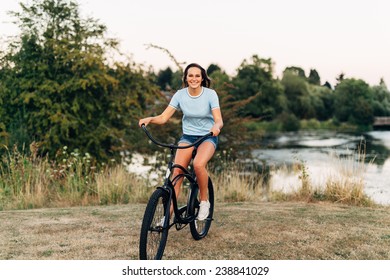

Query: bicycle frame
141,124,212,227
162,167,195,226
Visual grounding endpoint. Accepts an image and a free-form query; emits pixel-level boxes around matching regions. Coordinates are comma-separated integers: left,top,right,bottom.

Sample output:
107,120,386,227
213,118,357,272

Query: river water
251,131,390,205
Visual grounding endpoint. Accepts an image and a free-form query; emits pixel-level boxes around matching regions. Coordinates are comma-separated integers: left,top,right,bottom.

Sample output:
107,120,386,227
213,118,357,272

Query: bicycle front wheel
188,177,214,240
139,188,170,260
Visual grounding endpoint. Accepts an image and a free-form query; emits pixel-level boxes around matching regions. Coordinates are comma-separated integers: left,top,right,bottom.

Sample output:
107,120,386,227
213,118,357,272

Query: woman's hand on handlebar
138,117,152,128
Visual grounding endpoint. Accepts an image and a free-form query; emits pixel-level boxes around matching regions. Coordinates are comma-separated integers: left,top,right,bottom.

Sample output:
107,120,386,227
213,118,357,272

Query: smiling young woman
186,66,203,94
139,63,223,220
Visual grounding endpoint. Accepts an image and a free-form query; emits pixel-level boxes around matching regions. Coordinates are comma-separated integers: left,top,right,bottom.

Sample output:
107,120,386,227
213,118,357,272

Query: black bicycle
139,124,215,260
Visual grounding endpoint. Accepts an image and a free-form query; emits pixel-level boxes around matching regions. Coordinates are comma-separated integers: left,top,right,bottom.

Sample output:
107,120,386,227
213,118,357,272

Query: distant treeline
1,0,389,162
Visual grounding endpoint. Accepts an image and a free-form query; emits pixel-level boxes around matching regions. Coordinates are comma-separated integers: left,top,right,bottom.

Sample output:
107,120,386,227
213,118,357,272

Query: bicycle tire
139,188,170,260
188,177,214,240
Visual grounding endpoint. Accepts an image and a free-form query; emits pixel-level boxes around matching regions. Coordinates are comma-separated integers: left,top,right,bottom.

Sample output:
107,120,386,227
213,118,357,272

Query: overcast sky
1,0,389,87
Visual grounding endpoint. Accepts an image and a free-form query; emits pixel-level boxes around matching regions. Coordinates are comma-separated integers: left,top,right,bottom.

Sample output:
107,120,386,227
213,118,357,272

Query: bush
277,113,300,131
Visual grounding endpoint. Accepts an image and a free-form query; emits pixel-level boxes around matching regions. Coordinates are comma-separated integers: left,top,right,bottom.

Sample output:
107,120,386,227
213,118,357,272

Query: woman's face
186,67,203,89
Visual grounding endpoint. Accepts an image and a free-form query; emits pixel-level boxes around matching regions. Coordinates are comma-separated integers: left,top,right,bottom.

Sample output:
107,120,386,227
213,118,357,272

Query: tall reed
0,143,49,209
270,140,375,206
322,141,374,206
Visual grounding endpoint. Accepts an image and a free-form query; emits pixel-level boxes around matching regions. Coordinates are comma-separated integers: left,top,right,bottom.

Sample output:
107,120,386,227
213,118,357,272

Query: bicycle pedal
175,223,186,230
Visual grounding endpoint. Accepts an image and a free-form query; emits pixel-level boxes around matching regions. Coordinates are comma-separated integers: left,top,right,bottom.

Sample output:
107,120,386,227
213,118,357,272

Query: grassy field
1,201,390,260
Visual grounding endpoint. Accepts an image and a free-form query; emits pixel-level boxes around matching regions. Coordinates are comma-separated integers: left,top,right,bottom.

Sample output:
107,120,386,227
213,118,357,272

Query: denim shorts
178,134,218,149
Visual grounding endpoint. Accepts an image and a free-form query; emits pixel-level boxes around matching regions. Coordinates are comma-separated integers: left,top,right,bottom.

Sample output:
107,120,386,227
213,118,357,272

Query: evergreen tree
156,67,173,90
308,69,321,85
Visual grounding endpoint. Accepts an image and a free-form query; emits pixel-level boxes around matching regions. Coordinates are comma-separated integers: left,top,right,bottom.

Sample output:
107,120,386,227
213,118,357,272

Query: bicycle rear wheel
188,177,214,240
139,188,170,260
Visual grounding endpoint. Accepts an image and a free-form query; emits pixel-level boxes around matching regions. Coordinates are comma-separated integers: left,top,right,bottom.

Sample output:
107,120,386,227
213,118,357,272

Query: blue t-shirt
169,87,220,135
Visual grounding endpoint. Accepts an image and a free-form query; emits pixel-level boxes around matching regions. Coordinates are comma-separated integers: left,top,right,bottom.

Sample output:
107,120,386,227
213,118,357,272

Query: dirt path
1,202,390,260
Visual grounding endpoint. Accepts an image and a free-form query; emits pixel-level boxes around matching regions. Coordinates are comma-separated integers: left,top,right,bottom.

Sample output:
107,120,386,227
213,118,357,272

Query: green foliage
281,71,312,118
371,81,390,116
309,84,334,120
208,68,254,157
156,67,173,90
230,55,286,119
154,67,182,92
333,79,374,126
0,0,158,160
209,68,231,90
277,112,300,132
283,66,306,79
207,63,222,76
308,69,321,85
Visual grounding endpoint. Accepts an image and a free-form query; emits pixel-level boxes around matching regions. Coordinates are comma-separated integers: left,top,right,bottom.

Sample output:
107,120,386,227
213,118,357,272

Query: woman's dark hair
182,63,211,88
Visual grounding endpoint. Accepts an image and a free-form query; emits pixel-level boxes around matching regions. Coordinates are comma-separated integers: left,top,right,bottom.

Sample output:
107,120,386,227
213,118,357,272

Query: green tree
309,85,334,120
281,71,313,119
308,69,321,85
284,66,306,79
0,0,158,160
207,63,222,76
323,81,332,89
209,69,255,157
156,67,173,91
333,78,374,126
371,78,390,116
208,65,230,91
230,55,286,119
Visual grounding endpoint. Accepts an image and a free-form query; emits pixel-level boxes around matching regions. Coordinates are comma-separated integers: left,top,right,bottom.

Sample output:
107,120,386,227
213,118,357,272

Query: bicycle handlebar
141,124,213,149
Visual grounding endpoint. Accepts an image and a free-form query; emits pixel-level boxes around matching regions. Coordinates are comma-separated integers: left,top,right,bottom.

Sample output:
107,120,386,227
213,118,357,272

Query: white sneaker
197,200,210,221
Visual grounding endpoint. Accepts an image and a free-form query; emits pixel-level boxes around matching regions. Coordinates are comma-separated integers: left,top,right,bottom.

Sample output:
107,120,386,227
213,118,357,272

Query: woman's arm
211,108,223,136
138,106,176,127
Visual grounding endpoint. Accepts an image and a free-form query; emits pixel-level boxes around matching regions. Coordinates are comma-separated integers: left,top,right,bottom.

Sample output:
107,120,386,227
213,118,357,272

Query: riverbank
250,130,390,205
1,202,389,260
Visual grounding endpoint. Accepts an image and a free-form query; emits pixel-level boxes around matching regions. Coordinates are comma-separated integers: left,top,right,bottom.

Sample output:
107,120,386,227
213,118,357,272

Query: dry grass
1,202,390,260
0,146,149,210
213,169,265,202
0,142,376,210
268,143,374,206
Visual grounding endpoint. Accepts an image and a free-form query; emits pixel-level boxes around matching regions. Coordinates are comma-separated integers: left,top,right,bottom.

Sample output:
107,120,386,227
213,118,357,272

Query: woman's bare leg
193,142,215,202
